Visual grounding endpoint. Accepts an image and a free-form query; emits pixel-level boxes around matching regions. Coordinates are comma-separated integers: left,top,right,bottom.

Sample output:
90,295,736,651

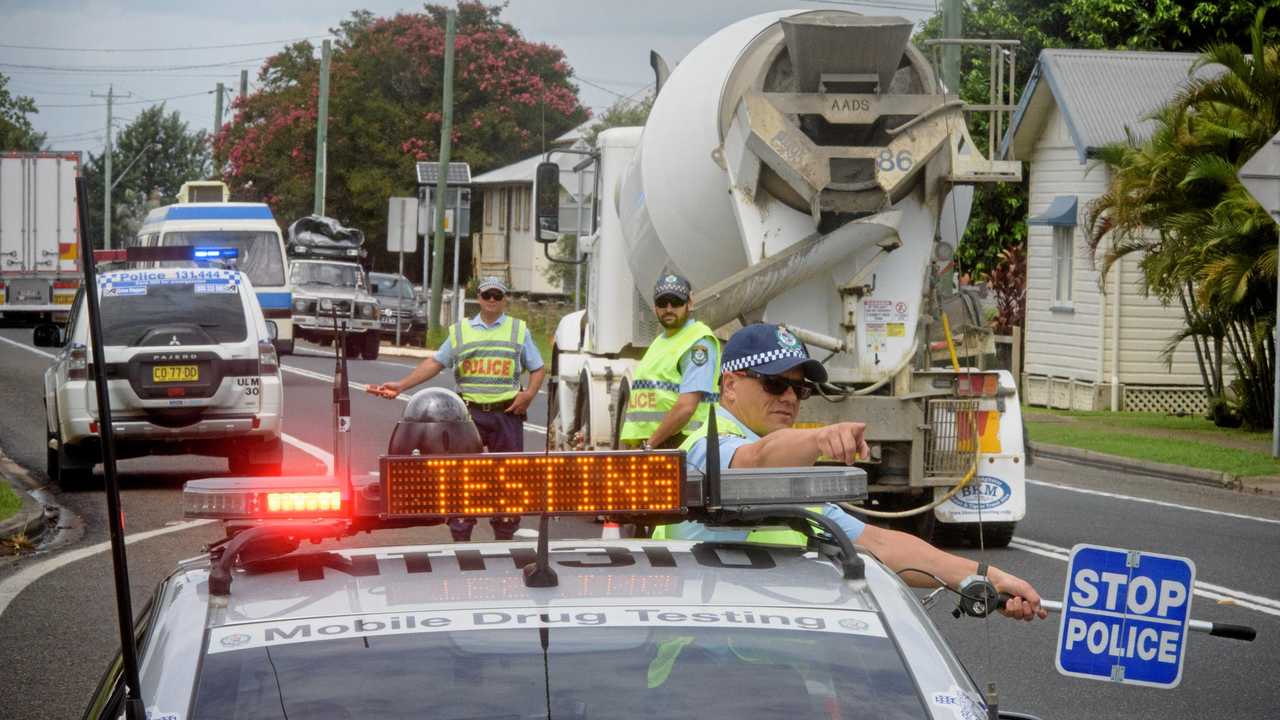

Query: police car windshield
292,262,363,289
192,617,927,719
99,279,247,345
159,231,285,288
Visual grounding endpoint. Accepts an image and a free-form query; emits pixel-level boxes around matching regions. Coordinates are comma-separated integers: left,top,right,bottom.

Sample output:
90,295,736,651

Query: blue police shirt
434,313,544,373
673,406,867,541
675,322,719,397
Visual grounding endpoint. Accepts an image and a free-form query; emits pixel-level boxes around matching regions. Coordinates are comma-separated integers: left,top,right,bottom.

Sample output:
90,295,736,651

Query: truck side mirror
33,323,62,347
535,161,560,244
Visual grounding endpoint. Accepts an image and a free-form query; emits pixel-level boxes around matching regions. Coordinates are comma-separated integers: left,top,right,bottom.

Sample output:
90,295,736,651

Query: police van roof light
193,247,239,260
716,466,867,506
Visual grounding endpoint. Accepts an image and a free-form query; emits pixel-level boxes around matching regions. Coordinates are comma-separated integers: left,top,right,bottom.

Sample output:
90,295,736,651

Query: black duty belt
465,400,510,412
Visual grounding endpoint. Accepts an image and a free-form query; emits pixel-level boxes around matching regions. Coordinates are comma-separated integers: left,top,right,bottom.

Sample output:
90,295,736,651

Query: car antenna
332,309,352,487
74,175,147,720
705,400,720,508
521,350,557,587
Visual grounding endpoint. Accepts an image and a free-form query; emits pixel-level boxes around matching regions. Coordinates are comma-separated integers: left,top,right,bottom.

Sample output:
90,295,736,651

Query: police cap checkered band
477,276,509,294
721,323,828,384
653,273,691,302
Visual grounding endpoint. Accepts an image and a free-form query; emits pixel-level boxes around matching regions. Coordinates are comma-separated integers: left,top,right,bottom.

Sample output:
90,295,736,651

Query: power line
0,56,269,73
0,35,330,53
38,90,213,108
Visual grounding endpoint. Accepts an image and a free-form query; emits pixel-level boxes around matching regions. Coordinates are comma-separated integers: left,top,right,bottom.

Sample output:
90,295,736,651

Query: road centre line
1008,538,1280,617
0,333,55,360
0,519,215,621
281,364,547,434
1027,479,1280,526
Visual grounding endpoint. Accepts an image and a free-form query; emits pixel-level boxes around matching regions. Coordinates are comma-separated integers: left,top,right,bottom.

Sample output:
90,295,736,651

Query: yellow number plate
152,365,199,383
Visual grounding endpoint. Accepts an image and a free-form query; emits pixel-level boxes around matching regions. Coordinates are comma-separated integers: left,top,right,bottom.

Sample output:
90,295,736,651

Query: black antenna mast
75,176,147,720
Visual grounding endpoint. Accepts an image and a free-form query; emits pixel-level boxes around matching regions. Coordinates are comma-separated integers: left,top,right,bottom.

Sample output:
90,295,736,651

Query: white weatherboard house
1001,49,1222,413
471,126,594,296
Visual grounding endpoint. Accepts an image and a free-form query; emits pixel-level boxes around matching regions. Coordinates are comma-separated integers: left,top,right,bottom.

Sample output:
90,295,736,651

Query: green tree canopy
0,72,45,151
913,0,1280,280
214,1,588,277
81,104,211,247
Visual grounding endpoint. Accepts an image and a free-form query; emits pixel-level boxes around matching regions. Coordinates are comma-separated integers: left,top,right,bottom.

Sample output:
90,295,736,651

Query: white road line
1008,538,1280,617
0,334,55,360
282,432,334,473
0,519,215,620
1027,478,1280,526
281,365,546,434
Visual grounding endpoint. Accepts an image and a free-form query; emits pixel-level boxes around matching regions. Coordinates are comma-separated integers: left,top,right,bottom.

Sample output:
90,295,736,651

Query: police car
33,263,284,488
82,384,1048,720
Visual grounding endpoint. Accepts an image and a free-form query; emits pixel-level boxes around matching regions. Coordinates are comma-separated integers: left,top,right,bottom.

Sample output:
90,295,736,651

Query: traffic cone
601,521,621,539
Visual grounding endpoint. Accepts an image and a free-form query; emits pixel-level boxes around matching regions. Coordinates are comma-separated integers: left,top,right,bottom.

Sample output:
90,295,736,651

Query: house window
498,189,507,231
518,188,527,231
485,190,493,227
1053,226,1073,305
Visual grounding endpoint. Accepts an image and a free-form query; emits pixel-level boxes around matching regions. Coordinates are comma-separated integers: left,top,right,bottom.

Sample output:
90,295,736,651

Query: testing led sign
380,451,685,517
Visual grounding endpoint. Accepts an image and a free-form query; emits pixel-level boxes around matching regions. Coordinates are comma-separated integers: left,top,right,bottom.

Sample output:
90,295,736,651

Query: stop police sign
1056,544,1196,688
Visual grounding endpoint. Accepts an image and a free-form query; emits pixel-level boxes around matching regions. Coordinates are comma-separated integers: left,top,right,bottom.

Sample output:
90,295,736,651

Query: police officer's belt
465,400,510,412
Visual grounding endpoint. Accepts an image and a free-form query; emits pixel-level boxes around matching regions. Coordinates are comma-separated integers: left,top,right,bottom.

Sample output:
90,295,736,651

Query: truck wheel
343,334,361,359
965,521,1016,549
362,331,381,360
571,368,591,449
611,379,630,450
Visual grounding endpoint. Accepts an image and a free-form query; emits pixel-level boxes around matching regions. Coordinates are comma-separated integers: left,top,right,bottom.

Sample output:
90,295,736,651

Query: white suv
35,267,284,487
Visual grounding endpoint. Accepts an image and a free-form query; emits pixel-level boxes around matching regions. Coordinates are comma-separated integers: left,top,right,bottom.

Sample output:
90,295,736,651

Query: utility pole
214,82,225,133
314,39,331,216
428,9,457,333
91,85,130,250
943,0,962,93
239,69,248,102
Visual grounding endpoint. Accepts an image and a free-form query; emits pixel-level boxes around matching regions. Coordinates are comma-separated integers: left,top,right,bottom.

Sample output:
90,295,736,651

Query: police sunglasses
742,369,814,400
479,290,505,301
654,295,686,309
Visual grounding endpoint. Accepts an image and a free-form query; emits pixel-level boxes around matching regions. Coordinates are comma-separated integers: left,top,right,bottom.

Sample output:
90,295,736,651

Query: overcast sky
2,0,934,158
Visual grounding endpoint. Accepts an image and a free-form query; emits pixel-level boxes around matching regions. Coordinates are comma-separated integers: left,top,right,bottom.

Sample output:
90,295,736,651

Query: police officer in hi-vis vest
618,273,720,450
369,276,545,541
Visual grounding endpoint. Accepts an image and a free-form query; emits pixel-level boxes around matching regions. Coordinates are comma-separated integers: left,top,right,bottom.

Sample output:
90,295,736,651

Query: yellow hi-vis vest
452,315,527,404
649,407,808,546
619,320,719,441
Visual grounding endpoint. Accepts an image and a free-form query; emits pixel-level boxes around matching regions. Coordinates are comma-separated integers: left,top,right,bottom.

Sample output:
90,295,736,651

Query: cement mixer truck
538,9,1026,546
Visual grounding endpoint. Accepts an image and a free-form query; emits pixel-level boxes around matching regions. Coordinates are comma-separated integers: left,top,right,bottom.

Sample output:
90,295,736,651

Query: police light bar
193,246,239,260
716,466,867,506
380,451,685,517
183,476,345,520
93,246,238,264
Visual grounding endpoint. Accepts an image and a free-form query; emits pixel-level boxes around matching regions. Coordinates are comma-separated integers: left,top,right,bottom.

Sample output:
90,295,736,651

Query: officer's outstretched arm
370,358,445,399
856,524,1047,621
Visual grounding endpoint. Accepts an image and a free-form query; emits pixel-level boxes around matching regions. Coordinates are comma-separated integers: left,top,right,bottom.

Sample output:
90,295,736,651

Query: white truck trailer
0,152,82,322
539,9,1028,545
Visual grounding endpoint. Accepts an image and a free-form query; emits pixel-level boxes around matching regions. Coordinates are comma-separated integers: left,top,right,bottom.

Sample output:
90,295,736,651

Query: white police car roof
140,539,981,716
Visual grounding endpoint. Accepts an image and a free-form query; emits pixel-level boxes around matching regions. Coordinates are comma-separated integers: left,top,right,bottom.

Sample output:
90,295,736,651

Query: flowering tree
214,2,587,273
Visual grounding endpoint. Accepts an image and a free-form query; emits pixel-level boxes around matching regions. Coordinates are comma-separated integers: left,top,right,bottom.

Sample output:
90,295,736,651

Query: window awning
1028,195,1078,226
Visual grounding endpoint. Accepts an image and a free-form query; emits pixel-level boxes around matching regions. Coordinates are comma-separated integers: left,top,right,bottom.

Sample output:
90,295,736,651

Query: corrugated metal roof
1002,49,1223,162
470,154,543,185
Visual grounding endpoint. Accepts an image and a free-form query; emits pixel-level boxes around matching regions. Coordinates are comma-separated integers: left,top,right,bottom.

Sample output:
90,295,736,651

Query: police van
133,200,295,354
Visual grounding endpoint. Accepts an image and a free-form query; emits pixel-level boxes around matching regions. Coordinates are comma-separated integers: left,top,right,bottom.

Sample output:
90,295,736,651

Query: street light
111,142,158,192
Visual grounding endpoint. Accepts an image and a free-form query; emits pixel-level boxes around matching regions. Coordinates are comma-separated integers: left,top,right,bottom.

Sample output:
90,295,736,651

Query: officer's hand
505,390,534,415
990,567,1048,622
367,382,401,399
811,422,870,465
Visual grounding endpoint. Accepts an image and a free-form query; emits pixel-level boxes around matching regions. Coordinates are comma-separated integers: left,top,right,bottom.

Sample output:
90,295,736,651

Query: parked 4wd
34,267,285,487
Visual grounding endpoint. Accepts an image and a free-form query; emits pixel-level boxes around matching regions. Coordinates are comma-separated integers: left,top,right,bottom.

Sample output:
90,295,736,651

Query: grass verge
0,483,22,525
1024,407,1280,477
